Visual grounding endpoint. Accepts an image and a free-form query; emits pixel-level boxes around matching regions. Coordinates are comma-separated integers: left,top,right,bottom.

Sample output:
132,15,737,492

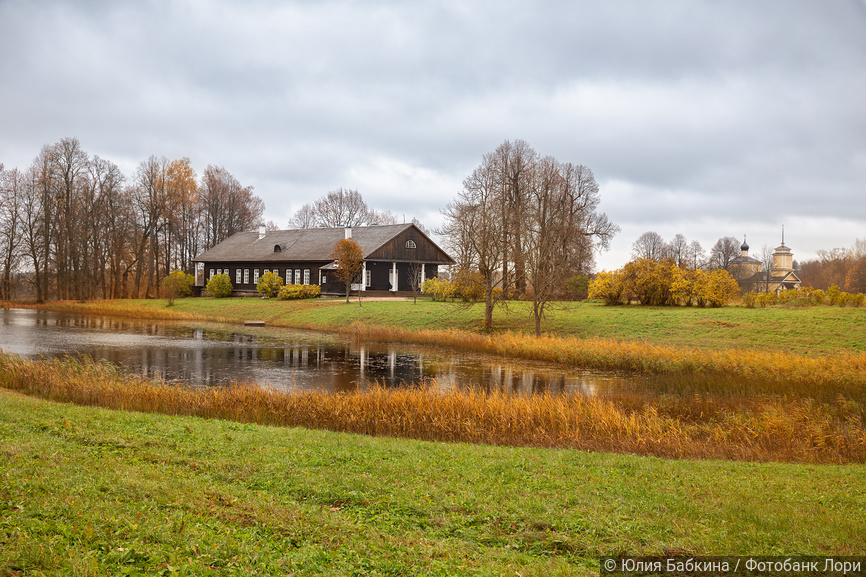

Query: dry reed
343,324,866,392
17,301,866,389
1,353,863,464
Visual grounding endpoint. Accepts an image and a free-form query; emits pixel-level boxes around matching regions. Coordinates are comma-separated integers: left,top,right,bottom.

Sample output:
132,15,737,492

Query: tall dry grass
346,324,866,392
16,301,866,388
1,354,863,464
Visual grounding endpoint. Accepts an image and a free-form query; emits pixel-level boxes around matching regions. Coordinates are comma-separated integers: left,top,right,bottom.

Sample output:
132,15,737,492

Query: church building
729,231,801,294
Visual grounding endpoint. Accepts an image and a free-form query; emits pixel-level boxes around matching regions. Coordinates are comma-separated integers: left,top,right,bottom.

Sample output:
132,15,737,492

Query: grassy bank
18,297,866,355
13,298,866,388
2,354,864,463
2,388,864,576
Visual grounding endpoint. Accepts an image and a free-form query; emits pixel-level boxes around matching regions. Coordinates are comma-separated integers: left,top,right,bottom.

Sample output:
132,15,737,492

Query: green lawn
1,390,864,576
45,297,866,355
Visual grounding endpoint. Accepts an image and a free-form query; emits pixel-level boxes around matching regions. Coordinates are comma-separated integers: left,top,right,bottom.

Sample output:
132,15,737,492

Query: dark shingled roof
194,223,448,264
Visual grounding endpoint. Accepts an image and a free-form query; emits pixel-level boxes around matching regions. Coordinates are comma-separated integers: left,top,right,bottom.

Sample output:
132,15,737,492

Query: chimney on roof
344,226,352,239
258,224,266,239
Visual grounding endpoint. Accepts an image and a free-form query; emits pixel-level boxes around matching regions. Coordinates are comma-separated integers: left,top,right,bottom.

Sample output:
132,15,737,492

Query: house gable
365,225,454,264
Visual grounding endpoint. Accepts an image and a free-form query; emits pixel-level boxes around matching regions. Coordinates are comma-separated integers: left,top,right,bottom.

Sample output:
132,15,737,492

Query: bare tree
200,165,263,250
436,201,476,273
442,155,508,331
494,139,537,294
31,145,56,302
631,231,666,261
289,190,403,229
709,236,740,270
759,244,775,293
442,140,617,332
132,156,169,297
369,209,397,225
686,240,705,270
525,160,616,335
817,247,851,288
667,233,689,268
407,260,423,304
50,137,91,299
313,188,369,227
0,166,22,300
287,203,317,229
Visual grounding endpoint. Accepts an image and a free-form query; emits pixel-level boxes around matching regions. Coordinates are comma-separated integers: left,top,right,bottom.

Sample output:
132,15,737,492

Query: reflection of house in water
44,313,614,395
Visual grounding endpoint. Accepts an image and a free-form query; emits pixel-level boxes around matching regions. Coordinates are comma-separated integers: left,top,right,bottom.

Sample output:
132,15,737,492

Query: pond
0,308,634,396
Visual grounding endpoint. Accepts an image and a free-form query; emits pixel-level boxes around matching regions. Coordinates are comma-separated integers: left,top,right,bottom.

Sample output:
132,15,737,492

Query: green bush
206,273,233,298
278,283,321,300
257,271,284,298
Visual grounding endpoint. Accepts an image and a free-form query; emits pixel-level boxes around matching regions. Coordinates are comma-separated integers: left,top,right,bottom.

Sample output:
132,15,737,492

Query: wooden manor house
192,223,454,297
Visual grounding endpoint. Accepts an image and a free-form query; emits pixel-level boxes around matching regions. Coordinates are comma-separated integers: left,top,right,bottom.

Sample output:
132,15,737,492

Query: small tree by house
256,270,283,298
333,238,364,304
206,273,233,298
161,270,194,305
408,261,423,304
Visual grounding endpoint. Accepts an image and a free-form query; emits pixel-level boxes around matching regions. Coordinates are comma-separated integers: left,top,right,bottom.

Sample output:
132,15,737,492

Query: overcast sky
2,0,864,270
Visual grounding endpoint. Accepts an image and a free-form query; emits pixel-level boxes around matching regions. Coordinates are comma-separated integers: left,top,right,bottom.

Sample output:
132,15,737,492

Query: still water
0,308,631,395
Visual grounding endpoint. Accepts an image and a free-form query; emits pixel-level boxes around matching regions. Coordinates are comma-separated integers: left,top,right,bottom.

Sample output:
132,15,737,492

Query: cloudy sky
2,0,864,269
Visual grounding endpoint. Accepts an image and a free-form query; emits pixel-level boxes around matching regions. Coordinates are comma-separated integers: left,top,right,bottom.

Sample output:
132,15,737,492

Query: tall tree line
440,140,619,334
0,138,263,302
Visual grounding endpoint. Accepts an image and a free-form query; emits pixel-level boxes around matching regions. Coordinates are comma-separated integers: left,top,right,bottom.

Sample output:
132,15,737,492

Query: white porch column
362,262,367,291
421,263,426,285
391,262,398,291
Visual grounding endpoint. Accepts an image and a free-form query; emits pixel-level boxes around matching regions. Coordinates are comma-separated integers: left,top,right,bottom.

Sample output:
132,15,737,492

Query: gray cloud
2,0,864,269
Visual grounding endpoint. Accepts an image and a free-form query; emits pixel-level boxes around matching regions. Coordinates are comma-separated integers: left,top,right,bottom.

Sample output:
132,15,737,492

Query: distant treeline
0,137,264,301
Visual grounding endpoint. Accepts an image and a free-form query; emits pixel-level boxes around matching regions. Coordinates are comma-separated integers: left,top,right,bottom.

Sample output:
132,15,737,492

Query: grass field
2,389,864,576
2,297,864,574
23,297,866,355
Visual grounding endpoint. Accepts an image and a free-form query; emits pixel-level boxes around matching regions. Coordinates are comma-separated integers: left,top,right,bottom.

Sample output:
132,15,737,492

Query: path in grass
1,389,864,576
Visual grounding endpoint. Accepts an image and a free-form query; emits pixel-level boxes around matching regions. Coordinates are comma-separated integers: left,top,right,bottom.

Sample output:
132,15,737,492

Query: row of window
207,267,375,288
210,268,312,286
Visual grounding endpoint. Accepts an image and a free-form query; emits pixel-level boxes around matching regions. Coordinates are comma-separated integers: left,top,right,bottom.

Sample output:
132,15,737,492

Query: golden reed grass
342,324,866,391
16,300,866,390
1,354,863,464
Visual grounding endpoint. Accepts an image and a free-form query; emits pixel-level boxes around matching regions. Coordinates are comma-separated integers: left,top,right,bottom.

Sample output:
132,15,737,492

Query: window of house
264,268,270,276
321,274,327,285
243,269,250,284
254,269,260,283
209,269,215,279
235,269,241,284
303,269,310,285
285,269,291,285
365,270,371,287
406,240,416,249
295,269,301,285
